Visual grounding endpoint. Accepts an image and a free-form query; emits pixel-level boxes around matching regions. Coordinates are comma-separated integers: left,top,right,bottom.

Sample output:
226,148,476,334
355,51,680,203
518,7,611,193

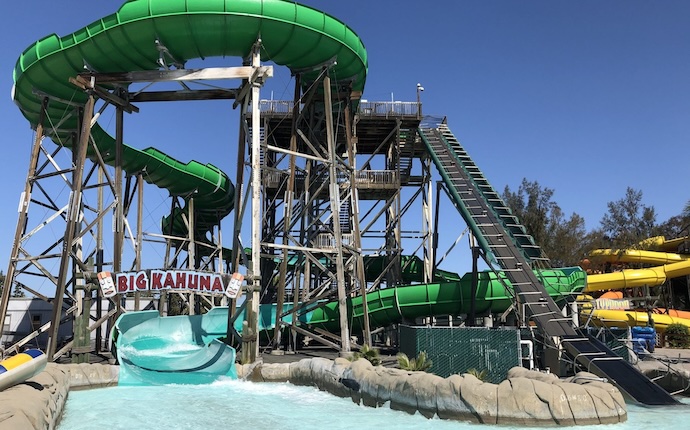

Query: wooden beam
69,76,139,113
131,89,238,102
80,66,273,84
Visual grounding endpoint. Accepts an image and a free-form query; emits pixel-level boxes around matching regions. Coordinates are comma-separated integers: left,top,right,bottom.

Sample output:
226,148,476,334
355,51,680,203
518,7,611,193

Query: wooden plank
81,66,273,84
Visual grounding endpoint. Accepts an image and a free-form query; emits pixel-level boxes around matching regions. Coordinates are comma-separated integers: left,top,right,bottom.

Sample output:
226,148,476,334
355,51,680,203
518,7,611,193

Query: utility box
398,325,521,383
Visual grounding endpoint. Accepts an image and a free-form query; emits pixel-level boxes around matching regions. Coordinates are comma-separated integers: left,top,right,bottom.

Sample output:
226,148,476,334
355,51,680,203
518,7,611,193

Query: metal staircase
419,125,572,336
398,130,415,184
435,124,548,265
418,119,677,405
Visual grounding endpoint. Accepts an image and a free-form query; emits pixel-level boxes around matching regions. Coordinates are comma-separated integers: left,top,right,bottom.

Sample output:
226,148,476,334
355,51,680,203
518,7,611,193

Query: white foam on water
120,342,203,358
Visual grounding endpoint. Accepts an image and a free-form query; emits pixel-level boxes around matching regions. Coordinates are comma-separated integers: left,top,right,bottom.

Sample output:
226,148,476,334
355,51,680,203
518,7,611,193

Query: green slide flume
13,0,367,384
307,267,586,331
13,0,368,242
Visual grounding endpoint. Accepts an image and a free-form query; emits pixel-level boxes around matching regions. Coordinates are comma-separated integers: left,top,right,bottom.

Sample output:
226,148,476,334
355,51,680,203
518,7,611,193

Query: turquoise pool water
58,379,690,430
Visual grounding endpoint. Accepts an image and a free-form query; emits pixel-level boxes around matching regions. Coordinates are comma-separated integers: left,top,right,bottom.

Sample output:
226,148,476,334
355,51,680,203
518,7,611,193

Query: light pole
416,82,424,118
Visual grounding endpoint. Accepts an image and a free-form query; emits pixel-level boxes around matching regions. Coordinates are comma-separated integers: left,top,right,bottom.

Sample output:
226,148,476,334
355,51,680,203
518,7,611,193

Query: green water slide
13,0,368,241
232,266,585,333
14,0,367,383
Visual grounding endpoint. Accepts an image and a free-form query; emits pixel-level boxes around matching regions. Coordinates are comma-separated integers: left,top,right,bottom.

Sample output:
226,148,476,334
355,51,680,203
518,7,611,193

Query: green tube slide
230,266,585,332
15,0,367,384
232,267,584,332
13,0,368,240
306,266,586,331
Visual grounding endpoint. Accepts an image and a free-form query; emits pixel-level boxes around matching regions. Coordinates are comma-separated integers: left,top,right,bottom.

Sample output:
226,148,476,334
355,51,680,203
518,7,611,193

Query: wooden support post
188,197,196,315
344,102,371,347
0,97,49,340
242,42,263,363
134,174,143,311
324,74,351,355
48,88,95,361
272,74,302,351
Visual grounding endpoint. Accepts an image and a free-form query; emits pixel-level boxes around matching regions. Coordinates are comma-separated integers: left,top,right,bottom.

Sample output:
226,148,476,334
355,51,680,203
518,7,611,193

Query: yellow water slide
584,236,690,292
581,237,690,331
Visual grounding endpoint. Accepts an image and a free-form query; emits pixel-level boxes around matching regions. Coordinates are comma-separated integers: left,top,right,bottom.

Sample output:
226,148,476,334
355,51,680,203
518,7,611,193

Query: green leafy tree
12,283,25,298
665,323,690,348
600,187,657,248
655,199,690,239
656,214,690,240
502,179,587,267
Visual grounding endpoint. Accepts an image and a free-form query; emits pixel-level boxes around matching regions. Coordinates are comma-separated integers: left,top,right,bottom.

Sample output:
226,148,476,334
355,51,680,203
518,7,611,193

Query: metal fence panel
399,325,520,383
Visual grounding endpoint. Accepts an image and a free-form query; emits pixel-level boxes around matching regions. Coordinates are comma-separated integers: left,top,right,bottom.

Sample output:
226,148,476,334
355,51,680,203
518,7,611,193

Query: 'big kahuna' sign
97,270,244,299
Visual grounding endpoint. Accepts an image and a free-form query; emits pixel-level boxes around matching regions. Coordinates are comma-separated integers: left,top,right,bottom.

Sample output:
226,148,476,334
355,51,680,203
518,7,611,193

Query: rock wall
239,358,627,426
0,363,118,430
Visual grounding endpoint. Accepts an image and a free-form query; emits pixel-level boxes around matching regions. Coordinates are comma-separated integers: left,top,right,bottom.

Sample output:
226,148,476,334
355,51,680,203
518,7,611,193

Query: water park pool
58,379,690,430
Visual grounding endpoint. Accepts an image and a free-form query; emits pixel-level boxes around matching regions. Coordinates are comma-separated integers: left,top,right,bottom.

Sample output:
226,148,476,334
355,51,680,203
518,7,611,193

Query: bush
350,344,381,366
665,323,690,348
397,351,433,372
466,368,488,381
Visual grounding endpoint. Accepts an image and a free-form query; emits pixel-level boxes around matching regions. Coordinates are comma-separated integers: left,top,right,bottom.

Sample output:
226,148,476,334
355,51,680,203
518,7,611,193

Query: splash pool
58,379,690,430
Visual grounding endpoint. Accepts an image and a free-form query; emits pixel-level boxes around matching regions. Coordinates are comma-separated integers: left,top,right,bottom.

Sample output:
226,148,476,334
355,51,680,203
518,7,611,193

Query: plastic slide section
13,0,368,249
580,242,690,330
636,235,690,252
0,349,47,391
584,249,690,292
114,308,237,385
588,248,688,265
15,0,367,384
307,267,585,331
580,308,690,333
585,257,690,292
226,267,585,333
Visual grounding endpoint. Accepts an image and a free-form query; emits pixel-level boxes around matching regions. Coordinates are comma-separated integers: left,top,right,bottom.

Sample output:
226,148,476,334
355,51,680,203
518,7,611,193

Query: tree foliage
0,271,26,298
599,187,657,248
502,179,587,267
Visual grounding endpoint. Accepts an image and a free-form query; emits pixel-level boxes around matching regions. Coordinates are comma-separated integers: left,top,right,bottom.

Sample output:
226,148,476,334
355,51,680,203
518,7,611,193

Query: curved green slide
14,0,367,384
13,0,368,240
234,266,586,332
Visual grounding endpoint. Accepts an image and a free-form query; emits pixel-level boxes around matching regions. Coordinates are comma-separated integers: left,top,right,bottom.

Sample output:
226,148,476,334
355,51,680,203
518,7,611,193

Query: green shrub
665,323,690,348
397,351,433,372
350,344,381,366
466,368,488,381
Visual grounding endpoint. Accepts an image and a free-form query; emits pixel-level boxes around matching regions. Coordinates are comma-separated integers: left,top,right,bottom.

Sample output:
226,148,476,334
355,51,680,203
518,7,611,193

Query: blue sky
1,1,689,278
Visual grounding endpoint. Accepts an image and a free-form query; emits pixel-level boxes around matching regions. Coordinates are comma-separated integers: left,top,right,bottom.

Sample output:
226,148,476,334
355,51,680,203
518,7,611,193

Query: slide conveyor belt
419,122,677,405
562,335,677,406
